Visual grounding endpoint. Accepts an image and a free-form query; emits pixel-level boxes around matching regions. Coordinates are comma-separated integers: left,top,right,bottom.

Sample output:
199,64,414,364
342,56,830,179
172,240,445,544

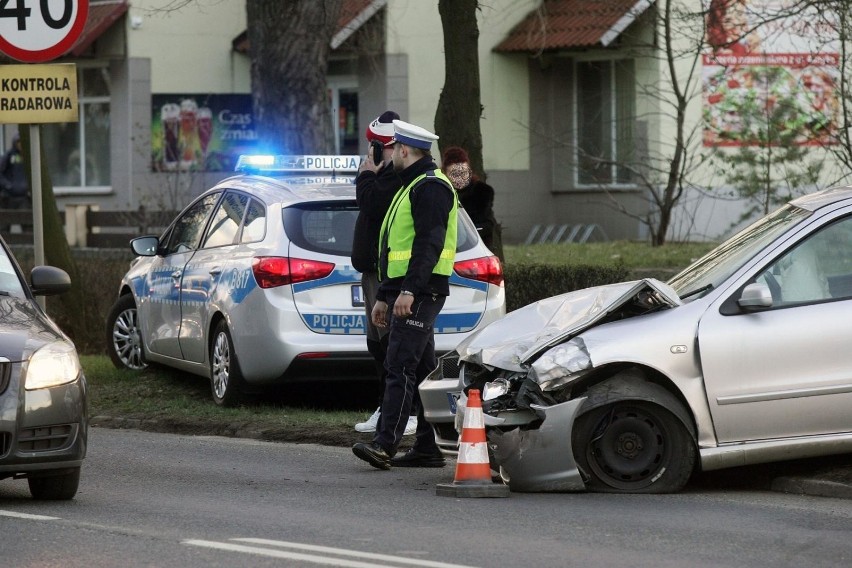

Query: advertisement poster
151,94,257,171
702,0,839,147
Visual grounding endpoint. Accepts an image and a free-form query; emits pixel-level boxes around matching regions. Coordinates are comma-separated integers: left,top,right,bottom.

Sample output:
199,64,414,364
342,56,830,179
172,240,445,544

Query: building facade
2,0,846,244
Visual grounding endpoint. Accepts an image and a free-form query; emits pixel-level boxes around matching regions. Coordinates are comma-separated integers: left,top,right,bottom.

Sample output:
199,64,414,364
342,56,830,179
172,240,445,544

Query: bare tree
246,0,343,154
591,1,709,245
765,0,852,186
434,0,484,178
708,0,852,187
19,129,86,339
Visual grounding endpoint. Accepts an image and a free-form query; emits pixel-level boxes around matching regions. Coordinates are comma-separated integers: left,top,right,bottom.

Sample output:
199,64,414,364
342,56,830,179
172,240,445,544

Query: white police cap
388,119,439,150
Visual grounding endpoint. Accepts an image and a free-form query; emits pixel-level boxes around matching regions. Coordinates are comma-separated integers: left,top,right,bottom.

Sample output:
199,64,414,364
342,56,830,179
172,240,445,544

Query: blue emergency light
235,154,360,174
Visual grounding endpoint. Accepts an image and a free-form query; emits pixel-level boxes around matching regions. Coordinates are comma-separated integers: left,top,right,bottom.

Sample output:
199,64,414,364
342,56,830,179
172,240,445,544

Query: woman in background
441,146,503,261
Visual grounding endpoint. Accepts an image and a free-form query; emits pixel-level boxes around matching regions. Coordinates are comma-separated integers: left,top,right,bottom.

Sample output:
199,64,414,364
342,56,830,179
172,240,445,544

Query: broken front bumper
488,398,587,492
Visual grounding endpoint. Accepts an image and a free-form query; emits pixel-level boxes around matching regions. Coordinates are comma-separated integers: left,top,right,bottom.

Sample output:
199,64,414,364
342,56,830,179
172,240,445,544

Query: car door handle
209,267,222,276
171,270,182,280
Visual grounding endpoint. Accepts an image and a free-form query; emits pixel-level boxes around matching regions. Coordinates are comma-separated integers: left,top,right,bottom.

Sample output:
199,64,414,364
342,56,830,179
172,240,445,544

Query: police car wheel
106,294,147,371
210,320,243,407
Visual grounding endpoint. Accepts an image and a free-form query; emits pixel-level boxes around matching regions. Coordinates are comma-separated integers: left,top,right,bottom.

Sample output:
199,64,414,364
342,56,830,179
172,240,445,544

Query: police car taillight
252,257,335,288
453,256,504,287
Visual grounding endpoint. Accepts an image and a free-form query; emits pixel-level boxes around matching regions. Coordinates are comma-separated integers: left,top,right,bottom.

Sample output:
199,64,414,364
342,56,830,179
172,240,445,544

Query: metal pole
29,124,45,310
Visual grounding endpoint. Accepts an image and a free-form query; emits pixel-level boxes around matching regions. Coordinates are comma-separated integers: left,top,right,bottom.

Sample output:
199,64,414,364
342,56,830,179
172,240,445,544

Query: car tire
28,468,81,500
573,400,696,494
210,320,243,407
106,294,147,371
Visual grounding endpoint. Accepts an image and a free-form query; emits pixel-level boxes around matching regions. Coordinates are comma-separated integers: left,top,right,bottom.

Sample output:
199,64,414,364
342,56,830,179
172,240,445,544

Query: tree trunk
19,127,86,340
435,0,484,177
246,0,342,154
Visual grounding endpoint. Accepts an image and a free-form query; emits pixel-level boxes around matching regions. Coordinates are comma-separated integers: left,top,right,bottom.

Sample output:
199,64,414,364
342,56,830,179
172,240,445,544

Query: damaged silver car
420,187,852,493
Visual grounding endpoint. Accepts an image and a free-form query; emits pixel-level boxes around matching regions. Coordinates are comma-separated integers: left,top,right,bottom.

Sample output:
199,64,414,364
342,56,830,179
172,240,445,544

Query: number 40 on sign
0,0,89,63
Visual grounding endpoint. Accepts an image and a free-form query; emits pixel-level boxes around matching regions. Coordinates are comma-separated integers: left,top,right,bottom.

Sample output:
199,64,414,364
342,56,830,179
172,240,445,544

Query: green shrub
504,263,630,312
15,247,630,355
14,247,133,356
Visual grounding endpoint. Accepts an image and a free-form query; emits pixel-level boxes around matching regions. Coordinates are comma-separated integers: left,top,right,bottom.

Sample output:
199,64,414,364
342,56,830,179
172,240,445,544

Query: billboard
702,0,840,147
151,94,257,172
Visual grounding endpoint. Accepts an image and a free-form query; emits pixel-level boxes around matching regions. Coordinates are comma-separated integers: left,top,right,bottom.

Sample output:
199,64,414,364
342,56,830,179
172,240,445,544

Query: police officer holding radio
352,120,458,470
352,111,416,437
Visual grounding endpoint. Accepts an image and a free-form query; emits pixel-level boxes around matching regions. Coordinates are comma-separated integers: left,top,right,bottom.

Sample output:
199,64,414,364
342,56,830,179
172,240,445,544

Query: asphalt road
1,428,851,567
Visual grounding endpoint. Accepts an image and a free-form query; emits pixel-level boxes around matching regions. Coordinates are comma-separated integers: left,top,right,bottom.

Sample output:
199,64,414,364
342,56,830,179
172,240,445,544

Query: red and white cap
365,111,399,145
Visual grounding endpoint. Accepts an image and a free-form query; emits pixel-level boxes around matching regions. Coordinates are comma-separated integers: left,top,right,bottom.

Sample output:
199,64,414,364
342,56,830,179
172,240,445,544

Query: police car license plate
351,285,364,307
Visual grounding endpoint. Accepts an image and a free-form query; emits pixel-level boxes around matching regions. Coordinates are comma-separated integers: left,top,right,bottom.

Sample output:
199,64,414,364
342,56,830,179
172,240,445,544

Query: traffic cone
436,389,510,498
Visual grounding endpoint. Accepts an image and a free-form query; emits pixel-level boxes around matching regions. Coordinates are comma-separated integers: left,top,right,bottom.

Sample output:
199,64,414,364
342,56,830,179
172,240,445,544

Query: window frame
52,63,111,196
572,57,636,189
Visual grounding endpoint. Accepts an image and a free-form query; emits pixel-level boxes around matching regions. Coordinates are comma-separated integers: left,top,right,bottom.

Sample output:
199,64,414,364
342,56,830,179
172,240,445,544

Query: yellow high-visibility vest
379,170,458,280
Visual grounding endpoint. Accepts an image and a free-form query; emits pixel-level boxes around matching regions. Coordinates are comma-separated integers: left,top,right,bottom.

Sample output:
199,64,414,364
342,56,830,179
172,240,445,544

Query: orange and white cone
436,389,509,498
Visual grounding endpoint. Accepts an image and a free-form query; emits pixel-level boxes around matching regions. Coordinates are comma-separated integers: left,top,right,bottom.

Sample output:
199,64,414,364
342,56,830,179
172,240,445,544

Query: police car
106,155,506,406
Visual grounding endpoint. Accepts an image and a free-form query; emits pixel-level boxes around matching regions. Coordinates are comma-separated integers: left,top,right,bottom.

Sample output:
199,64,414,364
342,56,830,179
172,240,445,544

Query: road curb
90,416,852,499
771,476,852,499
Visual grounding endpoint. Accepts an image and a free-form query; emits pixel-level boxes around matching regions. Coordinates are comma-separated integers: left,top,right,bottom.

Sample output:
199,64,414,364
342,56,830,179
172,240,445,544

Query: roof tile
495,0,653,53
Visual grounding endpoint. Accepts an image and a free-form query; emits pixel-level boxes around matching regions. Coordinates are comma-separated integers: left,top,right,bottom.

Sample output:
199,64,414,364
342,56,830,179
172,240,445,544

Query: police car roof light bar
235,154,360,175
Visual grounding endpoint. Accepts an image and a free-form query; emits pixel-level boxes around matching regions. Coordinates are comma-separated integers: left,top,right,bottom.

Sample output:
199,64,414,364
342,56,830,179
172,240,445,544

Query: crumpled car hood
455,279,681,371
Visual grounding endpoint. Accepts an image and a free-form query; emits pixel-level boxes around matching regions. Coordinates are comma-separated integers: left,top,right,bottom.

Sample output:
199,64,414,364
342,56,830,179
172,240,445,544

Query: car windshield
0,246,25,298
668,204,811,298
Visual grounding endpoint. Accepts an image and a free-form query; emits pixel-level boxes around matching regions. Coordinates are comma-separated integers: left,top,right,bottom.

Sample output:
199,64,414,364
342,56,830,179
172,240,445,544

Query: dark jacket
458,180,499,254
0,148,28,198
351,165,402,274
377,156,455,301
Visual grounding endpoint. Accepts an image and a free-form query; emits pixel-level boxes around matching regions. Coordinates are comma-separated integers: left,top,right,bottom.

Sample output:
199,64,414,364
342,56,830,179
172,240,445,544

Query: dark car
0,236,87,499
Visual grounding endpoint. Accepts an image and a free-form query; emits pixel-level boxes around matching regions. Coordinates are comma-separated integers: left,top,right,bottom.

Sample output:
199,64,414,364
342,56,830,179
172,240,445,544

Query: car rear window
284,202,359,256
283,202,478,257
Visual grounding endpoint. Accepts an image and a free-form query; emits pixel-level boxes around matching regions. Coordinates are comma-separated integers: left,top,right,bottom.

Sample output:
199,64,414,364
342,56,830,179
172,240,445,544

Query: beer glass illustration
179,98,198,169
197,106,213,169
161,103,180,170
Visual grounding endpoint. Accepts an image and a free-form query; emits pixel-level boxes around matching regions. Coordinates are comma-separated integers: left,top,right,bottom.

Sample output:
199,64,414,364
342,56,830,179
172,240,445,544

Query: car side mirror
738,282,773,311
131,235,160,257
30,266,71,296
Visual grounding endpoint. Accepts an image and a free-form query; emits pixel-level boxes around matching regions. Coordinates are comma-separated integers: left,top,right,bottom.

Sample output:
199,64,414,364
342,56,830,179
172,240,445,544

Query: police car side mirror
131,235,160,257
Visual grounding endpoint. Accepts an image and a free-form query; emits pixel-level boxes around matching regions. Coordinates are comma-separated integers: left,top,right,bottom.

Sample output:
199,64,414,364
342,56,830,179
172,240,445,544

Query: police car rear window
283,202,359,256
283,202,478,257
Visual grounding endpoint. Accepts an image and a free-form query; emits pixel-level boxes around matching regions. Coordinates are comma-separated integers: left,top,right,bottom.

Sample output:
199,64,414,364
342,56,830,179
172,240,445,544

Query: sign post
0,1,88,308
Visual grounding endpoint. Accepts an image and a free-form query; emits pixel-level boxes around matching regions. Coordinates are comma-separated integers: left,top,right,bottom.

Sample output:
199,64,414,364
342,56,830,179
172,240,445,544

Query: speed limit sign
0,0,89,63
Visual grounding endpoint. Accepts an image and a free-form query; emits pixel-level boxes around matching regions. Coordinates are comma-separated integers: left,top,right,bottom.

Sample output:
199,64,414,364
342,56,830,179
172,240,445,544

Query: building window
328,76,358,155
575,59,635,186
43,66,111,194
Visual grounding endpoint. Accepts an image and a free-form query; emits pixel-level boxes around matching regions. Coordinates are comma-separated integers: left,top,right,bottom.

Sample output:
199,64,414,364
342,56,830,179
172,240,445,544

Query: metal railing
0,206,177,248
523,223,609,245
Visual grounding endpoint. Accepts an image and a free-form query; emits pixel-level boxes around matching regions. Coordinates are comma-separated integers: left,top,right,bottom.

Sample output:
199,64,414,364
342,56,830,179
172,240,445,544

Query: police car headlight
25,341,81,390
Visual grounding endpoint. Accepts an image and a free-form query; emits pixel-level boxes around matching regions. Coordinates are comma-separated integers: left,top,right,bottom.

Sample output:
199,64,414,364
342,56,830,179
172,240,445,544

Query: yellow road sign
0,64,78,123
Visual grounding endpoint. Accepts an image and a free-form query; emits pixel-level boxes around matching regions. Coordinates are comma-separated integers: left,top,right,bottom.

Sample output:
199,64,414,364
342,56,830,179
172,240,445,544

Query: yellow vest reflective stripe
379,170,458,280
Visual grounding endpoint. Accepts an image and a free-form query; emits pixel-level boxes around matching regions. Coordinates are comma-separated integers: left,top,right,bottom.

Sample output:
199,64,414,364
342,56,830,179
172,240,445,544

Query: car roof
217,173,356,206
790,185,852,211
215,154,359,206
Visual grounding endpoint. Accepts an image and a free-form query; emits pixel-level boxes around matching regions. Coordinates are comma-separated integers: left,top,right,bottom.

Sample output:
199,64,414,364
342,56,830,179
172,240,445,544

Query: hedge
12,248,630,355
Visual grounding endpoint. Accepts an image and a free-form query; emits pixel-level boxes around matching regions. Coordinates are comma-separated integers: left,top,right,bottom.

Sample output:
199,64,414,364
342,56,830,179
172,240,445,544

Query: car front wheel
210,320,243,407
106,294,147,371
28,468,81,500
573,400,695,493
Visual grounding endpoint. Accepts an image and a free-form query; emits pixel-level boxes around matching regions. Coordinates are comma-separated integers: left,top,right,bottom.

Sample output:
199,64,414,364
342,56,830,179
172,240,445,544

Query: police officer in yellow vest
352,120,458,470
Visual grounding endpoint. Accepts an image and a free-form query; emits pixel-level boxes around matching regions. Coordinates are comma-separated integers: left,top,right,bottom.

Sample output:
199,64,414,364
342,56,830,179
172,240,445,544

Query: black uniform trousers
373,291,445,455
